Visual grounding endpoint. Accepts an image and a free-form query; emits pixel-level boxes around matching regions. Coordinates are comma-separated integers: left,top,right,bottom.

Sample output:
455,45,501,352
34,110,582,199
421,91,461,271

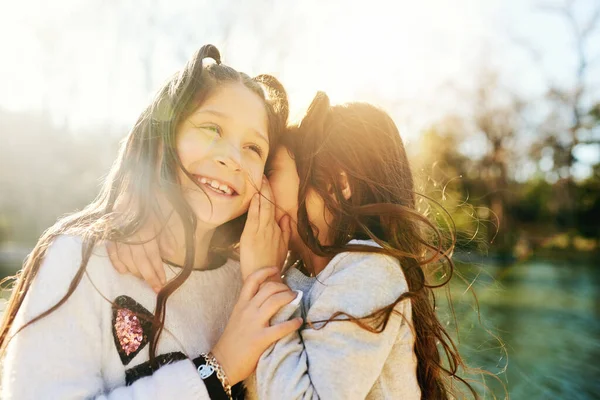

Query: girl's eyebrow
192,109,227,119
249,129,269,146
194,108,269,145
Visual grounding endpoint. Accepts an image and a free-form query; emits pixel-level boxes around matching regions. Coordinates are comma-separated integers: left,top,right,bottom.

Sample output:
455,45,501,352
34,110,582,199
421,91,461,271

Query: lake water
451,257,600,399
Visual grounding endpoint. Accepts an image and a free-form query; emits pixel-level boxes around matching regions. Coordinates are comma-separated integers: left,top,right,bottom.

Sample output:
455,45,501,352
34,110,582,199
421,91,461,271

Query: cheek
175,133,217,183
176,130,205,165
269,176,296,222
245,162,264,194
306,190,328,228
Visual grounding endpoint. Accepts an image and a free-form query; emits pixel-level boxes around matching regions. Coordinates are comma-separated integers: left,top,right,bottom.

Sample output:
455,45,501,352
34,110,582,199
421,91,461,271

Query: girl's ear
339,171,352,200
328,171,352,201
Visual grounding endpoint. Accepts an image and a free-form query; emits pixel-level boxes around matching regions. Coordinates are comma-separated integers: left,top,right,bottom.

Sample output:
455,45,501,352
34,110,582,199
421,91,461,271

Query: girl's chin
193,207,247,227
195,214,241,228
187,201,248,227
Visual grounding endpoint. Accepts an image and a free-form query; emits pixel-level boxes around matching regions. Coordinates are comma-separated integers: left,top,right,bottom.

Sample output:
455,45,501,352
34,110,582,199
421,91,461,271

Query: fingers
143,240,166,287
107,239,165,293
264,318,303,343
259,290,298,321
113,243,140,279
122,242,143,279
137,264,164,293
137,223,166,279
106,241,127,274
135,245,164,293
250,281,291,309
258,177,275,228
260,175,274,202
279,214,292,251
238,267,279,303
244,193,260,234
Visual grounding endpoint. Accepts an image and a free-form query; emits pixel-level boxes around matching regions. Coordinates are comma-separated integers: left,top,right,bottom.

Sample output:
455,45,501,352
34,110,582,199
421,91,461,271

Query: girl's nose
214,141,242,172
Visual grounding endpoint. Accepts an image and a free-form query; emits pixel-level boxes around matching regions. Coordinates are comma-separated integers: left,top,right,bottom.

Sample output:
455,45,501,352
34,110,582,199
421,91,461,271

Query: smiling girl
0,45,300,400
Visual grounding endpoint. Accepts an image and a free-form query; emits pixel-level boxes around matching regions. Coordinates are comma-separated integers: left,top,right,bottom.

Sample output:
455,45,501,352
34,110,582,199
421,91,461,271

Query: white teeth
198,176,234,195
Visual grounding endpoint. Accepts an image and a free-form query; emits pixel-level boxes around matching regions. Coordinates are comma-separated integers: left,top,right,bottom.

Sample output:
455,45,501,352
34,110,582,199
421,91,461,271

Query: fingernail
153,286,161,293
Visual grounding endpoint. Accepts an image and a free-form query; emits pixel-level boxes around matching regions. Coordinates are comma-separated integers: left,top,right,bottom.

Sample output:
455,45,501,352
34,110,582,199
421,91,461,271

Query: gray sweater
246,240,421,400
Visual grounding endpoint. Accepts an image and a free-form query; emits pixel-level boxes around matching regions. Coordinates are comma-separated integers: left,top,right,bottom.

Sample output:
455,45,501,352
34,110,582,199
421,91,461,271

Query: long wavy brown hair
282,92,479,399
0,44,289,365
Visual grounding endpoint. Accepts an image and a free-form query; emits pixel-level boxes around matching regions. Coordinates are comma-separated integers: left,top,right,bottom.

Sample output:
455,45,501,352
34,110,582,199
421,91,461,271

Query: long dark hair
0,45,289,365
283,92,478,399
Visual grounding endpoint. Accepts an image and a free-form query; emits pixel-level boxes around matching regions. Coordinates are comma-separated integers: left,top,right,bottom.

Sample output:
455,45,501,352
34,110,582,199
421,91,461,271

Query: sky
0,0,599,172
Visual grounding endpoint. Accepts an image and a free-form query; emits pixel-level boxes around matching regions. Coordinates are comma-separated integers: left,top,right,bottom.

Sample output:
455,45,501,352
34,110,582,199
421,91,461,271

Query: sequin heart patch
112,296,153,365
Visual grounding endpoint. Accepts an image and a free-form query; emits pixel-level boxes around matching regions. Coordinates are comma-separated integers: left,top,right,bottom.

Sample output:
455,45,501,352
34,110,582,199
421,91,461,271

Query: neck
296,246,332,277
159,215,216,270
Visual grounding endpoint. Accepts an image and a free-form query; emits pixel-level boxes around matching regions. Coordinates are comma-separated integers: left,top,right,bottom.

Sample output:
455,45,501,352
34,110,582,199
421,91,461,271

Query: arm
253,255,412,400
1,236,210,400
108,178,291,290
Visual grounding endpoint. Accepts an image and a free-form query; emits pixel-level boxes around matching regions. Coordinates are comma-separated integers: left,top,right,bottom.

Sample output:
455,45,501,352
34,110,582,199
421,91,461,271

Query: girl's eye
247,144,264,158
201,125,221,136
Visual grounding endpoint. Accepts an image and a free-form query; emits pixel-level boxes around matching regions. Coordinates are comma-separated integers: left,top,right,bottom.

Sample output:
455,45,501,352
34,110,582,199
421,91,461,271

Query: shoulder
309,241,409,317
320,240,408,293
44,234,84,258
31,234,123,302
37,234,114,283
14,235,111,323
35,235,86,285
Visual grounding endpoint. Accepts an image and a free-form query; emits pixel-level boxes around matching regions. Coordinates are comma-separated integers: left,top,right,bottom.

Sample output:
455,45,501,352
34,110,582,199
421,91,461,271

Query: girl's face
176,82,269,228
267,146,331,251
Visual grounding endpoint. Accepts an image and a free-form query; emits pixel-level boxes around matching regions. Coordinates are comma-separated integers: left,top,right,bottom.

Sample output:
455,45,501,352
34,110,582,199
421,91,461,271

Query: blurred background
0,0,598,398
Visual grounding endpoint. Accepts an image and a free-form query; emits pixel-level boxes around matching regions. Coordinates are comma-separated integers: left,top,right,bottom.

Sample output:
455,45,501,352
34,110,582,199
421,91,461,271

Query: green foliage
575,166,600,239
510,179,555,223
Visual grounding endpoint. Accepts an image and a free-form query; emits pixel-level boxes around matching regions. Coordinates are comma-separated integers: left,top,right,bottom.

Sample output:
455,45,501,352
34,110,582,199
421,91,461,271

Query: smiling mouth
194,176,238,196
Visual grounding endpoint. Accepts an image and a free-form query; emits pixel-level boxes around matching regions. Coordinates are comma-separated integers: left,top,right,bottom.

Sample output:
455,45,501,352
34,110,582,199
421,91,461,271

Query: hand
240,176,292,280
212,266,302,385
106,221,171,293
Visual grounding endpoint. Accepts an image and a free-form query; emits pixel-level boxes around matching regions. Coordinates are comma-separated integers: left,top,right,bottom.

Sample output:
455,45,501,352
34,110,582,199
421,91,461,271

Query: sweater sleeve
253,253,412,400
1,236,210,400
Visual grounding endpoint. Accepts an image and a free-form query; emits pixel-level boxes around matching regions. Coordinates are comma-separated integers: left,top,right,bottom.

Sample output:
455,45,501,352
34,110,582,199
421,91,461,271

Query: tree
528,0,600,242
